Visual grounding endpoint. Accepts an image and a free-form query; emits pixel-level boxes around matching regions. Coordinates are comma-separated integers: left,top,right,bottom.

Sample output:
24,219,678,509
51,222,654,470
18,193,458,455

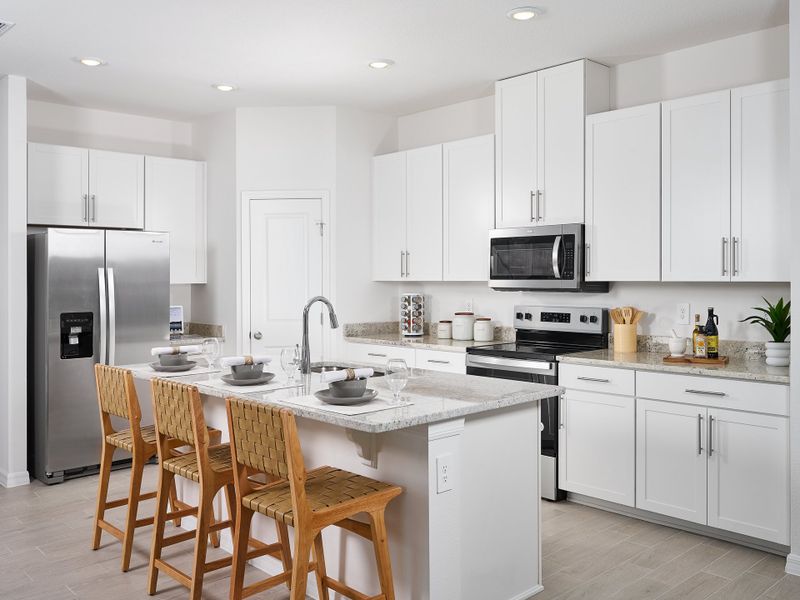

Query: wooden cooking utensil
622,307,634,325
631,310,644,325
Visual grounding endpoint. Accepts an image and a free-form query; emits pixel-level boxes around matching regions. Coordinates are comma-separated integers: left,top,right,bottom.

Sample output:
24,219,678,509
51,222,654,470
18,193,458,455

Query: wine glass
385,358,409,404
200,338,221,368
281,346,300,383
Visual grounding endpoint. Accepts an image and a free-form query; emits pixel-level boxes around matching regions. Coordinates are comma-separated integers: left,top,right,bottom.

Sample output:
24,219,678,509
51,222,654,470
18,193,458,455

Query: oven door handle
466,354,556,377
552,235,562,280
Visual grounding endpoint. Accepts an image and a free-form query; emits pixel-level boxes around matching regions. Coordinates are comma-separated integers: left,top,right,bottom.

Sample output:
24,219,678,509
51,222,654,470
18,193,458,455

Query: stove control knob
516,312,524,320
524,312,533,321
579,315,588,323
589,315,599,324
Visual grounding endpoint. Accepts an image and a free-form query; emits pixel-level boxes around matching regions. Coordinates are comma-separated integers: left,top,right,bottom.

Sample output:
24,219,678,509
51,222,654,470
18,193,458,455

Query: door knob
252,331,262,340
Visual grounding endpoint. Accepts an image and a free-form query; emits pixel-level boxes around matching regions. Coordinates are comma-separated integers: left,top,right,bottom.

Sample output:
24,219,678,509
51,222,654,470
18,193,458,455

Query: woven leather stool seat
106,424,158,452
242,465,399,527
162,444,232,482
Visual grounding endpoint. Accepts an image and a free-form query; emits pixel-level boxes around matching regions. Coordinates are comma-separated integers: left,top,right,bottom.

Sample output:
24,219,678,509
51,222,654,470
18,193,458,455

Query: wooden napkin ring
345,368,356,381
244,355,254,365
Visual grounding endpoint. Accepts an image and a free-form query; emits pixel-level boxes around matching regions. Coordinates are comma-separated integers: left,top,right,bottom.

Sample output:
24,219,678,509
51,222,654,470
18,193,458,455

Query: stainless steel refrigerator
28,228,170,484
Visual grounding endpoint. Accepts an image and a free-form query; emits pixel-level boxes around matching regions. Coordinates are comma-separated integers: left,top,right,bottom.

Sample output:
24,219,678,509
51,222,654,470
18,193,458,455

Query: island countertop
128,363,561,433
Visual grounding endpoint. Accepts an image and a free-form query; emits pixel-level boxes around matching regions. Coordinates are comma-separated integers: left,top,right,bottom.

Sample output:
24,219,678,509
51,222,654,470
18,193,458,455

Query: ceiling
0,0,789,121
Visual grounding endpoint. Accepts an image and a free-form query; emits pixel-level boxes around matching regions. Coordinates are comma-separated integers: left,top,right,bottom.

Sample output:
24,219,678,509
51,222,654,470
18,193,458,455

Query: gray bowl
328,378,368,398
231,363,264,380
159,352,189,367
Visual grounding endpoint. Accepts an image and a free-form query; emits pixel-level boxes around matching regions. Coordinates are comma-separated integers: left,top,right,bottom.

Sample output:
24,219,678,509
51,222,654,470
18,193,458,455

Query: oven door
489,225,578,290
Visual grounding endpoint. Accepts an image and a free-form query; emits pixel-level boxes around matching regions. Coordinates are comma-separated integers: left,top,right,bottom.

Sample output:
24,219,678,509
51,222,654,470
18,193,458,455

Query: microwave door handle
552,235,562,279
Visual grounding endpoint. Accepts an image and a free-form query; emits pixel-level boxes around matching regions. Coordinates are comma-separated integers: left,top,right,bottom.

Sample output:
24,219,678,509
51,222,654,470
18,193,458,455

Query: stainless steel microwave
489,224,608,292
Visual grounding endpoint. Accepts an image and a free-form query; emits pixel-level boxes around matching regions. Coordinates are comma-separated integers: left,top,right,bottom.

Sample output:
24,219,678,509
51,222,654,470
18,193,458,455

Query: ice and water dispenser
60,312,93,359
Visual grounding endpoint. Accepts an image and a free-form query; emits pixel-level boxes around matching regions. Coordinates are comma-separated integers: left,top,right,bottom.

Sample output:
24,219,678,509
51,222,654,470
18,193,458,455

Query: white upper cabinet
661,91,731,282
28,143,89,227
585,103,661,282
144,156,207,284
405,145,443,281
89,149,144,229
372,152,407,281
495,60,609,228
443,135,494,281
731,79,790,282
28,144,144,229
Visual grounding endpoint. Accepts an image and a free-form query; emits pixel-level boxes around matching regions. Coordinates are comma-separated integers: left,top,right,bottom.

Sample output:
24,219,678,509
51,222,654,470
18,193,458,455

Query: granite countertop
344,333,500,353
558,350,789,385
128,362,559,433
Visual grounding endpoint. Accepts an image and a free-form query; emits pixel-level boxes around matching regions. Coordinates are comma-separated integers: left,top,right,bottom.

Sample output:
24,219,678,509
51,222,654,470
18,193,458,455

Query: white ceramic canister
437,320,452,339
452,312,475,341
473,317,494,342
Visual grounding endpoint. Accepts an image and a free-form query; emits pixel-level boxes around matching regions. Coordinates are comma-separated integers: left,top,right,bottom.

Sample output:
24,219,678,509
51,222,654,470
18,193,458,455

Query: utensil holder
613,324,638,354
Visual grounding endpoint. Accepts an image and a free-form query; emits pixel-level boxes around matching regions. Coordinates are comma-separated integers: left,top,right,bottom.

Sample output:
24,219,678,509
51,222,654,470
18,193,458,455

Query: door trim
239,190,332,357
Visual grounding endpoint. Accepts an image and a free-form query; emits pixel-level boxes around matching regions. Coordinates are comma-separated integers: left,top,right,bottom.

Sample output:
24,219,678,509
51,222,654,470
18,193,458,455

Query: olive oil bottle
691,314,701,356
705,307,720,359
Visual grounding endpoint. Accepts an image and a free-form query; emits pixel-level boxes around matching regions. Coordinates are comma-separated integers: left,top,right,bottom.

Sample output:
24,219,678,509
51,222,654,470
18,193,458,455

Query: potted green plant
740,297,790,366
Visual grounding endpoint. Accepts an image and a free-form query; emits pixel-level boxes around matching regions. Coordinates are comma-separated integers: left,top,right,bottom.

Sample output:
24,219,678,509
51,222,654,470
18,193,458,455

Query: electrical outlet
464,299,473,313
436,453,454,494
677,303,690,325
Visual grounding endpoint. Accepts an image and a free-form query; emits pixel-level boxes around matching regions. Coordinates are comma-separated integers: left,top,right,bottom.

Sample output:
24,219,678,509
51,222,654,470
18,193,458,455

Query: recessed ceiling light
76,57,107,67
507,6,542,21
212,84,237,92
368,59,394,70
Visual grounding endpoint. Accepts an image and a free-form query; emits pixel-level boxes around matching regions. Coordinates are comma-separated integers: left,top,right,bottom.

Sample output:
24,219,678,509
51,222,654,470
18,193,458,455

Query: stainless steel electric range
466,305,609,501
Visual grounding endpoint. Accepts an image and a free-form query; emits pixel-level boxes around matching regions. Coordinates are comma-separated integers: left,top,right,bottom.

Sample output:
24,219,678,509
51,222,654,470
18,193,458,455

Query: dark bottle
705,307,720,359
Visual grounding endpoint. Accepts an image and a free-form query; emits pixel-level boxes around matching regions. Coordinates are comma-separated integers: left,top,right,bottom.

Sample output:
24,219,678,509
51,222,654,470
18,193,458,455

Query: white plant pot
765,341,790,367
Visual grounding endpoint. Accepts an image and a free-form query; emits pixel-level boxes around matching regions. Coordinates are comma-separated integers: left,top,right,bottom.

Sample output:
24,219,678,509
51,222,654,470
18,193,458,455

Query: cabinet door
495,73,537,228
662,91,731,281
27,143,89,226
731,80,790,282
415,349,466,374
144,156,207,284
443,135,494,281
344,342,415,367
372,152,406,281
707,409,789,544
405,145,443,281
559,390,635,506
89,149,144,229
585,103,661,281
537,61,586,225
636,399,707,524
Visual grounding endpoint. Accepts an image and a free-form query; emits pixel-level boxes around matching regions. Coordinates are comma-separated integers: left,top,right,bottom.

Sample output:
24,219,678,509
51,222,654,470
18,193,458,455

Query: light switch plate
436,453,454,494
677,303,690,325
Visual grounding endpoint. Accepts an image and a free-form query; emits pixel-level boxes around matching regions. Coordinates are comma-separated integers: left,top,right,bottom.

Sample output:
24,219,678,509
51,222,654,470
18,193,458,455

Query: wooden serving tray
663,355,730,366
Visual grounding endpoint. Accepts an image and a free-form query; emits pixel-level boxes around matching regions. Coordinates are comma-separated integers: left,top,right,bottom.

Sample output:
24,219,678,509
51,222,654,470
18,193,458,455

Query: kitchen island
128,364,560,600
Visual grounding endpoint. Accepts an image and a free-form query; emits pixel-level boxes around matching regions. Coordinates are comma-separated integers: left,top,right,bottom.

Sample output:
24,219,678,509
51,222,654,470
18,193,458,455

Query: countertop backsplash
343,321,515,342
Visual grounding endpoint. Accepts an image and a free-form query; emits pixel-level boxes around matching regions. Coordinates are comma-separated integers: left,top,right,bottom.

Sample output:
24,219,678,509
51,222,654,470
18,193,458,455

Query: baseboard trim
517,584,544,599
785,554,800,577
0,468,30,488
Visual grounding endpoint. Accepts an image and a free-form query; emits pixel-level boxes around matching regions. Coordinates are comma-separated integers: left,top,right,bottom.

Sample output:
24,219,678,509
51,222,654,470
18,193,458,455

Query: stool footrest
165,506,198,520
324,576,375,600
204,555,233,573
161,529,197,547
208,519,232,534
97,520,124,541
245,541,283,560
242,571,292,599
154,558,192,588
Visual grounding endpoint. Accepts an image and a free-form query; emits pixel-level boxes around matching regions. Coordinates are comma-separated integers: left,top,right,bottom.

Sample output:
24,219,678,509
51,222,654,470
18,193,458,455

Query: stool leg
276,520,293,589
168,479,182,527
289,527,313,600
369,509,396,600
189,487,214,600
229,504,254,600
312,531,330,600
120,452,145,572
223,483,237,527
91,441,114,550
148,468,174,595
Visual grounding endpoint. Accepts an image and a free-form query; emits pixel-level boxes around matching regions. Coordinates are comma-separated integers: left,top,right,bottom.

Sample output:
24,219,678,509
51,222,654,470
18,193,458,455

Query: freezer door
105,230,170,367
34,229,106,476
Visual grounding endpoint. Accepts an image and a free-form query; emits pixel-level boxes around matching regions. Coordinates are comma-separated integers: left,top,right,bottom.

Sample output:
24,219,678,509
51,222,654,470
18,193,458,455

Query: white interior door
248,198,325,360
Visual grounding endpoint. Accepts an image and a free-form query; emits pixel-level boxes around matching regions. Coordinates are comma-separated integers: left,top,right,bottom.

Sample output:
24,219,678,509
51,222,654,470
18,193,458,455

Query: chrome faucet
300,296,340,374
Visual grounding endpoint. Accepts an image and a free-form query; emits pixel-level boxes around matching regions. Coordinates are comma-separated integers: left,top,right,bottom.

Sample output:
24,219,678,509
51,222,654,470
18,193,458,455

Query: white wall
394,25,790,340
0,75,29,487
27,100,197,317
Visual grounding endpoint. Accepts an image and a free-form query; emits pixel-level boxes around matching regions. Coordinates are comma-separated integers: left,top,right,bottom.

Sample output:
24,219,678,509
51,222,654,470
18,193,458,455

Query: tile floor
0,465,797,599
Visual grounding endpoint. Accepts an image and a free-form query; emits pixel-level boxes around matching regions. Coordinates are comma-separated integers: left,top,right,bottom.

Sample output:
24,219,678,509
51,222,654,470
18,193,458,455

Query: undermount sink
310,364,385,377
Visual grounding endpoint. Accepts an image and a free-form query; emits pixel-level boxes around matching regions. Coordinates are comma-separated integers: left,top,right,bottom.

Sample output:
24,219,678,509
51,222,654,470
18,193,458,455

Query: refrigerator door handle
97,268,107,365
107,267,117,365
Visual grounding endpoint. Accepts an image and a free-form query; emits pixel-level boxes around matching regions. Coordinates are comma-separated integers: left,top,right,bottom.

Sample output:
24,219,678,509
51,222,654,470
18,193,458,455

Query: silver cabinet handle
697,414,704,455
107,267,116,365
585,244,591,276
427,359,450,365
97,268,107,364
407,251,411,278
83,194,89,222
721,237,728,276
90,194,96,223
685,389,726,397
552,235,562,279
577,376,610,383
367,352,387,358
708,415,715,456
252,331,262,340
537,190,543,222
732,237,739,276
559,394,565,430
530,190,536,222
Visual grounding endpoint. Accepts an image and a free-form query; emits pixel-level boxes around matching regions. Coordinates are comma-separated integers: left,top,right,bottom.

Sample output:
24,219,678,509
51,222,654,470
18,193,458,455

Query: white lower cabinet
636,399,708,524
414,349,466,374
345,343,415,366
559,389,635,506
343,343,465,374
707,408,789,544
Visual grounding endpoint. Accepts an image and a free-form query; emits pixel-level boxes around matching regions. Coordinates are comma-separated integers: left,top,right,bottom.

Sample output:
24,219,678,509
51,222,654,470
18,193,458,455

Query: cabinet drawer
344,343,415,367
415,349,466,374
636,371,788,416
559,364,635,396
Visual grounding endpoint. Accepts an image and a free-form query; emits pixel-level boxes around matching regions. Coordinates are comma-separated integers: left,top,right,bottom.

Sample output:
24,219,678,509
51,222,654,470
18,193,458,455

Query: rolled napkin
150,345,202,356
219,355,274,368
320,367,374,384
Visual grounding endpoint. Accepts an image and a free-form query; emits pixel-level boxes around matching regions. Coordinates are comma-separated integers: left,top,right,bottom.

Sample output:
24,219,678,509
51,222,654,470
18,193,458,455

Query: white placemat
199,376,299,394
130,364,222,378
280,393,413,416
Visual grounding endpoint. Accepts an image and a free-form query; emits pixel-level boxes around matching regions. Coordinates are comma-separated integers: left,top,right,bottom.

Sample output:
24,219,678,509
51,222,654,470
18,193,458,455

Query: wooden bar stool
91,364,202,572
226,397,403,600
148,379,282,600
